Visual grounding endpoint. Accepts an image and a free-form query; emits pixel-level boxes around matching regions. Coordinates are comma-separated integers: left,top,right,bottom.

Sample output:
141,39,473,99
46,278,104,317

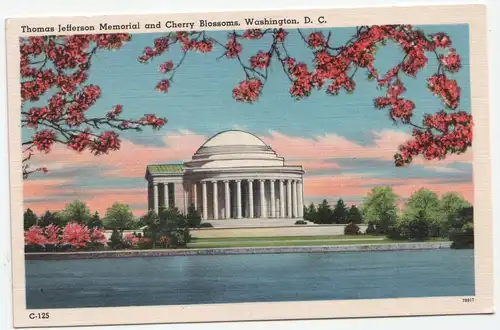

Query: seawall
25,241,452,260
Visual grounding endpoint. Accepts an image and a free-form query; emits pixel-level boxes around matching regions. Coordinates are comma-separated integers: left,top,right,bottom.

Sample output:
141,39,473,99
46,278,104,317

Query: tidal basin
25,249,475,309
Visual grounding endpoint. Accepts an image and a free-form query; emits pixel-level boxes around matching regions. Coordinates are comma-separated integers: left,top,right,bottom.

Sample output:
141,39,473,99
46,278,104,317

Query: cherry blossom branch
138,25,470,167
21,34,168,179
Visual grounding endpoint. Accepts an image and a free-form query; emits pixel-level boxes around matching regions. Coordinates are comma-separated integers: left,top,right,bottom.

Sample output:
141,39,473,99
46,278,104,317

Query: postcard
5,4,494,328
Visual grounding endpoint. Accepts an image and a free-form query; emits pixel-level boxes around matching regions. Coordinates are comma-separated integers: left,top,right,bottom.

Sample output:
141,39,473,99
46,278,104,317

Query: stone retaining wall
190,224,368,238
25,241,452,260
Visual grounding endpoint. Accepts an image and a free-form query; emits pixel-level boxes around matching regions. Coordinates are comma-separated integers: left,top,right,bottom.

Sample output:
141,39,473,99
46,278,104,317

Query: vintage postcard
5,4,494,328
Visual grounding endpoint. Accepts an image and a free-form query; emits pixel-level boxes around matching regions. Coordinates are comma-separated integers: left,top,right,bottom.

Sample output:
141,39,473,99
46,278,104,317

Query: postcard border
6,4,494,328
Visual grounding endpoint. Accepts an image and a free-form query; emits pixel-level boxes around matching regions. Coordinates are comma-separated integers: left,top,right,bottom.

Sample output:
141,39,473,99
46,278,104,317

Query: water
25,249,475,309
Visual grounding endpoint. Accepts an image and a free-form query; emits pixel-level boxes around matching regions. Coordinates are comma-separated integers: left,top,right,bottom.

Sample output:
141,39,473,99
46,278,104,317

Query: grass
187,239,407,249
190,235,382,243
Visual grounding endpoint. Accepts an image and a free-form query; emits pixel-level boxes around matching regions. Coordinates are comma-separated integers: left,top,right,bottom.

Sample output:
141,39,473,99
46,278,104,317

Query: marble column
270,180,276,218
292,180,297,218
202,181,208,220
248,180,254,218
192,182,197,210
163,183,169,209
298,180,304,217
279,180,285,219
212,181,219,220
286,180,292,218
259,179,266,218
236,180,242,219
224,180,230,219
183,188,188,214
153,183,159,214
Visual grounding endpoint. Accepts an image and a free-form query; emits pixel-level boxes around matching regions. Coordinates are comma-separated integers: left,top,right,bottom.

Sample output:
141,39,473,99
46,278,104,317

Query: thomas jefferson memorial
145,130,305,226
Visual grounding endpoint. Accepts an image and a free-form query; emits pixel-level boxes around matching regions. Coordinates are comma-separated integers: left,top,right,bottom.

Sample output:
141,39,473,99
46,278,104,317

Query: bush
407,217,430,241
137,237,153,249
186,204,202,228
122,232,138,248
344,222,360,235
365,222,377,234
386,224,405,240
450,222,474,249
199,222,213,228
295,220,308,225
108,229,124,250
159,236,169,248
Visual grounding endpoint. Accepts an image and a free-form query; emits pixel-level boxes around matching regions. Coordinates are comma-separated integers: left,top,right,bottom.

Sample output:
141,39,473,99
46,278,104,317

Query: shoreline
25,241,453,260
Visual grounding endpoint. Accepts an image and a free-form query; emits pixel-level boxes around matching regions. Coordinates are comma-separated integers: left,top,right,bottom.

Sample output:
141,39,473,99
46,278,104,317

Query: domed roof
186,130,284,170
201,130,267,148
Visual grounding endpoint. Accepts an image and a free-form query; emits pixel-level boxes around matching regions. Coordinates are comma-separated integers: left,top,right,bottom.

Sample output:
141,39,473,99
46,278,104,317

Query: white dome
201,130,267,147
185,130,284,169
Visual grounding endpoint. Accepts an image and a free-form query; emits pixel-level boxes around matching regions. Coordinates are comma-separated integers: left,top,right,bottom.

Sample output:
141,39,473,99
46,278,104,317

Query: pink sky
23,129,473,216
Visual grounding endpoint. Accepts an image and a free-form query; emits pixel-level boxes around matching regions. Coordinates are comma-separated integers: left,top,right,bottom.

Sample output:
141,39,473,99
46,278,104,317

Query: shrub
344,222,360,235
159,236,170,248
122,232,138,248
137,237,153,249
199,222,213,228
295,220,308,225
186,204,202,228
386,224,405,240
450,222,474,249
108,229,124,250
365,222,377,234
407,217,430,241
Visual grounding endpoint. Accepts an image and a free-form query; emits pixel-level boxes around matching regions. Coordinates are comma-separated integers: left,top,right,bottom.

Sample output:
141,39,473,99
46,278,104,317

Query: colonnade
150,178,304,220
192,178,303,220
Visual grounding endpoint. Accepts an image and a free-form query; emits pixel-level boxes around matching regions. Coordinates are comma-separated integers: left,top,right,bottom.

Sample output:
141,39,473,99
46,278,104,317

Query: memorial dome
186,130,284,169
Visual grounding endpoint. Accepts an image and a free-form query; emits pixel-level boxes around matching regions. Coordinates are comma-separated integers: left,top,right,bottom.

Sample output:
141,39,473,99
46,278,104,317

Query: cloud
264,129,472,167
303,174,473,204
30,130,208,178
23,186,147,216
23,128,473,216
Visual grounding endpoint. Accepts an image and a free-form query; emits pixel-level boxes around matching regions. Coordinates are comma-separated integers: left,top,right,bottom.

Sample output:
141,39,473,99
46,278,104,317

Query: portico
145,130,305,224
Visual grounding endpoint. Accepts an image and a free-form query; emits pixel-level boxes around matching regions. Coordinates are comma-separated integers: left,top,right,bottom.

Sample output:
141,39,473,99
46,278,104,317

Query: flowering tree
123,232,138,248
44,224,61,245
139,26,472,166
61,222,91,248
21,34,167,178
24,225,47,246
90,227,108,245
25,223,107,251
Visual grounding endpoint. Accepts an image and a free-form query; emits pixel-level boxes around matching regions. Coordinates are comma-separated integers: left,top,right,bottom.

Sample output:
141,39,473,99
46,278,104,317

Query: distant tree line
303,187,474,248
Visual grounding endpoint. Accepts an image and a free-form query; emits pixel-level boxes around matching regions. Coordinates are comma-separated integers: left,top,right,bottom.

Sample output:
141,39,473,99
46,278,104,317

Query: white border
2,1,498,328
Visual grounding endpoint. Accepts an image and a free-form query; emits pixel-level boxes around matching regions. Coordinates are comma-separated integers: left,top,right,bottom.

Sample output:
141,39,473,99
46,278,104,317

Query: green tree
304,202,317,223
402,188,440,236
347,205,363,224
23,208,38,230
439,192,471,236
449,206,474,249
158,206,191,247
61,200,92,225
108,229,124,250
103,203,135,230
316,199,334,224
89,211,103,228
186,204,201,228
407,210,430,241
38,210,65,227
360,186,399,234
332,199,348,224
141,209,160,249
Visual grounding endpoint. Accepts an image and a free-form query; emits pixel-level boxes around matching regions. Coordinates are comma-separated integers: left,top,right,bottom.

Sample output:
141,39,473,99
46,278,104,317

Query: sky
22,24,473,216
